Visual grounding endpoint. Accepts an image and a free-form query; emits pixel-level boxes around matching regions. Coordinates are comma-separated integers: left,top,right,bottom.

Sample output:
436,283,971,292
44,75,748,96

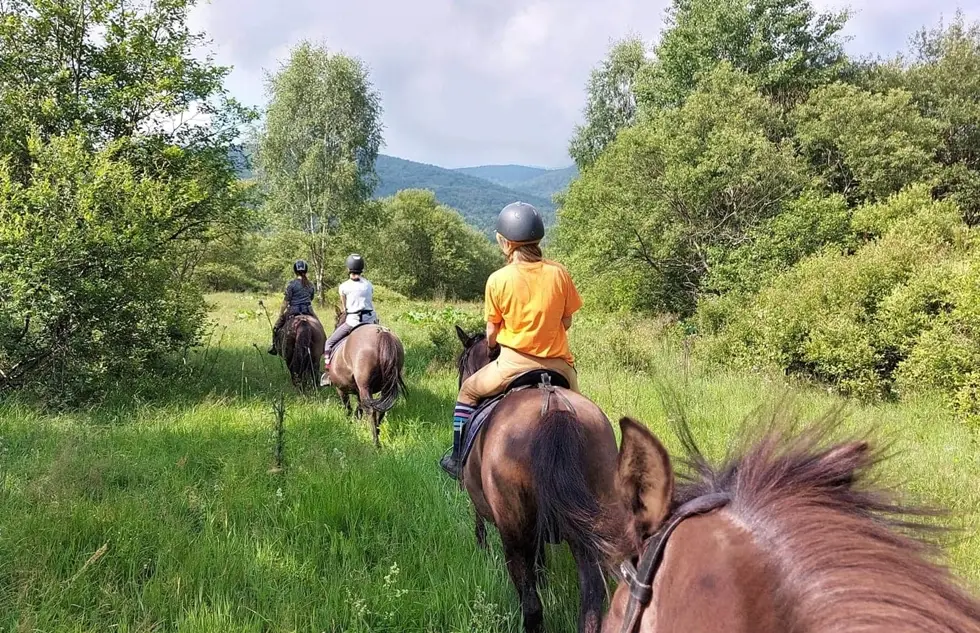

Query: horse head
454,325,500,387
600,415,980,633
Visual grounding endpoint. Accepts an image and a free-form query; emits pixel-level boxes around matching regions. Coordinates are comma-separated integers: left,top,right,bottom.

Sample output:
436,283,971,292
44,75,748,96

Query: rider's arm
562,268,583,331
279,283,291,314
486,320,501,349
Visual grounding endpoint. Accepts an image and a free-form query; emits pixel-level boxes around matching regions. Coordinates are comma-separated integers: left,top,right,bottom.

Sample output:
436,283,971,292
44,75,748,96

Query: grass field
2,292,979,632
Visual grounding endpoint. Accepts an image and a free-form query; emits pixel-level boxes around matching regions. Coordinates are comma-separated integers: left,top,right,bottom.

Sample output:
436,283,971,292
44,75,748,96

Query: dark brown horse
277,314,326,391
601,411,980,633
325,308,407,446
454,328,625,633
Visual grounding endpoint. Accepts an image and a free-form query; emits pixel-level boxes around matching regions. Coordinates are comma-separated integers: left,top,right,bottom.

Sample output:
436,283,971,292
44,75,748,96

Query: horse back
465,388,619,531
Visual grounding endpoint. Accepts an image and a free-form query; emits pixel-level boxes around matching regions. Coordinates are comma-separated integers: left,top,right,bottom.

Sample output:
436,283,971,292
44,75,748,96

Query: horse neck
747,498,980,632
633,511,780,633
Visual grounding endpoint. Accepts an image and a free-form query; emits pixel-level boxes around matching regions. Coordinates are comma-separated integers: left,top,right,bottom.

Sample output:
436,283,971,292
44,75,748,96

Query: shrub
701,185,976,403
0,134,250,402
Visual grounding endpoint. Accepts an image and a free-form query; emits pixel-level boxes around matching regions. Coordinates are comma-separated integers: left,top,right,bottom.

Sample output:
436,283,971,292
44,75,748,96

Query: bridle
617,491,733,633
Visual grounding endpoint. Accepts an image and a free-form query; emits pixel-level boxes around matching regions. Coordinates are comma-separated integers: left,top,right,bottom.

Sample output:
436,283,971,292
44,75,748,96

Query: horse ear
617,417,674,538
455,324,470,346
334,305,342,317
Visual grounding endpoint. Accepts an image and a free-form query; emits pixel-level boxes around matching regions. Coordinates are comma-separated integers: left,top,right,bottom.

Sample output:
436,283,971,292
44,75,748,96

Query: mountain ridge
230,147,578,236
373,154,577,236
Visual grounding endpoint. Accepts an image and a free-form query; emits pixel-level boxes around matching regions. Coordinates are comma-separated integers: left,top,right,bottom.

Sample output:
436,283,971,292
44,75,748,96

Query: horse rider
439,202,584,479
268,259,317,355
320,253,379,386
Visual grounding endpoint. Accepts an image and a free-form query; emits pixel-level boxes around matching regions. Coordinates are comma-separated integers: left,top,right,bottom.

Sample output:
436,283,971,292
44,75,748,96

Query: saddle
460,369,572,467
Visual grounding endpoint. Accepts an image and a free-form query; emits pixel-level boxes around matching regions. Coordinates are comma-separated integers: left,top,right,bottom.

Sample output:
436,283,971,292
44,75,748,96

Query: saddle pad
461,385,539,466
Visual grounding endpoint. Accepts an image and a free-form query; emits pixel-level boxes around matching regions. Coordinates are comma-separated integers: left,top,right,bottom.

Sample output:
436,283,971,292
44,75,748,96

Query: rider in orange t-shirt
440,202,583,479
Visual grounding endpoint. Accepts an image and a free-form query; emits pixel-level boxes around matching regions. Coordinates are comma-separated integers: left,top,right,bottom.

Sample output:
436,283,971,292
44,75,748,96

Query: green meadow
2,292,978,632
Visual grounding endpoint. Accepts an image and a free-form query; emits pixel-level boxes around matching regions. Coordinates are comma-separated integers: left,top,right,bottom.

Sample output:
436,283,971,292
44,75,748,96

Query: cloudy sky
189,0,976,170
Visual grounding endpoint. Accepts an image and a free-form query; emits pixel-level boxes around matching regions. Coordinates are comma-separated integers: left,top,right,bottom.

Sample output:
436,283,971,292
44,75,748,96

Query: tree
367,189,502,300
556,65,805,315
902,13,980,226
0,0,255,400
568,37,648,170
638,0,850,109
256,41,384,304
794,82,940,202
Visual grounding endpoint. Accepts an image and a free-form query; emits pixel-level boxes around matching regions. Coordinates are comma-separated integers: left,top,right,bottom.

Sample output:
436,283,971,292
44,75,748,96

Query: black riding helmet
346,253,365,274
496,201,545,243
293,259,308,274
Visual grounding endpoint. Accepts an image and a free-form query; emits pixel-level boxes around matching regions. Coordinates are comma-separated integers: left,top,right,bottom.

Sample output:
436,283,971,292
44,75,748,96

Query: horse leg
502,536,543,633
534,539,548,588
570,541,605,633
475,511,487,550
338,390,352,416
370,409,380,447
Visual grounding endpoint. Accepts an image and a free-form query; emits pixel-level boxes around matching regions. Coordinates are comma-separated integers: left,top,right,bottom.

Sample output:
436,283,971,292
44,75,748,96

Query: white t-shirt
339,277,377,327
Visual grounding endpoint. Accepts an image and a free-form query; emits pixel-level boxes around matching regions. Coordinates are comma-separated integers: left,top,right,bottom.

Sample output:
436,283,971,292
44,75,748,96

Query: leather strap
619,491,732,633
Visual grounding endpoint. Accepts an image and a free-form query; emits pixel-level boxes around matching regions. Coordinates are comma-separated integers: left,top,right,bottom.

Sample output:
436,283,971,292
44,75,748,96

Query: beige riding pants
458,346,580,406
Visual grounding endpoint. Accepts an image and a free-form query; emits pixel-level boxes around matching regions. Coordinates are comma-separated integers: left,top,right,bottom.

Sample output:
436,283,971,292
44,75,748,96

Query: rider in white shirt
320,253,378,386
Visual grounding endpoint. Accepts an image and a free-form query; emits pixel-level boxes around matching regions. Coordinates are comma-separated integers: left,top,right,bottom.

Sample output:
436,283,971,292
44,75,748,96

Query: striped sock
453,402,476,432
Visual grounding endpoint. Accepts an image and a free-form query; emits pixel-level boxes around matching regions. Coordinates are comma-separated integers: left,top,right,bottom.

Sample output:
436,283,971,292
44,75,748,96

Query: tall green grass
1,292,978,632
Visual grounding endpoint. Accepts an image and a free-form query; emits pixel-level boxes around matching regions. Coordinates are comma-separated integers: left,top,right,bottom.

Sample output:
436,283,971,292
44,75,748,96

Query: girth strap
618,491,732,633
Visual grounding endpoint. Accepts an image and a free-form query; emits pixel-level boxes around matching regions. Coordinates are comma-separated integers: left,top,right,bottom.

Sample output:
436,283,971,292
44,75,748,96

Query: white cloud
188,0,974,169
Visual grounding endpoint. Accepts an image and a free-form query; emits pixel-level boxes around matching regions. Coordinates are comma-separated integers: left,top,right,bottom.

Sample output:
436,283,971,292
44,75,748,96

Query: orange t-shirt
484,260,584,365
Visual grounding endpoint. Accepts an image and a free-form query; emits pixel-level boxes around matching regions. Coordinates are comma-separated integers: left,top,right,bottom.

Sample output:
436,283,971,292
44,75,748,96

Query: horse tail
289,320,315,384
364,329,407,413
530,410,613,559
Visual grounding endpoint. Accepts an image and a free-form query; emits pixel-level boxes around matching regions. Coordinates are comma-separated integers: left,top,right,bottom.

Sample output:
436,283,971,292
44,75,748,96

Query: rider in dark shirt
268,260,317,354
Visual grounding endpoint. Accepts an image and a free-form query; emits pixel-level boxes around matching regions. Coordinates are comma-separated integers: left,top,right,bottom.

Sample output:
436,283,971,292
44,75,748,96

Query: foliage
394,304,485,368
0,0,254,401
569,38,648,170
0,133,251,400
557,5,980,417
702,191,854,297
194,228,307,293
255,40,384,304
794,82,940,202
367,189,503,301
902,13,980,226
702,186,978,412
556,65,805,315
639,0,849,109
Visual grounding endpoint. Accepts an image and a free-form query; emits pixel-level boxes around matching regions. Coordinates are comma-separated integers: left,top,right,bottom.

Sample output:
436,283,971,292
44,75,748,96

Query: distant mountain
230,146,579,237
506,166,579,199
454,164,551,186
453,163,578,200
373,155,559,236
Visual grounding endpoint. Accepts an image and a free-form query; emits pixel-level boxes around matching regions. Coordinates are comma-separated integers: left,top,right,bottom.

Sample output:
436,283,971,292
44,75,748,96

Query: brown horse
277,314,326,391
454,328,625,633
601,411,980,633
325,308,407,446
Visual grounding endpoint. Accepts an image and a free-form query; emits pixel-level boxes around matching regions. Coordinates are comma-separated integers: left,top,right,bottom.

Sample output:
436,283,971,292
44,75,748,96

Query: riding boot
319,362,332,387
439,429,463,479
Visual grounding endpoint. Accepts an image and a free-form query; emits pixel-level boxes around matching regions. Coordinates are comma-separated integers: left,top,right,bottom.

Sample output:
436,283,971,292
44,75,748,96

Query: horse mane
670,404,980,633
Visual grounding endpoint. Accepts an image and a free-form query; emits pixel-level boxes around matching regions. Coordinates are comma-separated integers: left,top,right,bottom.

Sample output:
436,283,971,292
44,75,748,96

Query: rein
618,491,733,633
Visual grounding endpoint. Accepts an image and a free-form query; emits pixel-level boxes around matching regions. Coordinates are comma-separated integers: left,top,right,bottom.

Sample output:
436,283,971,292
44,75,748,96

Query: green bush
394,306,485,369
367,190,503,301
701,186,976,404
0,134,249,402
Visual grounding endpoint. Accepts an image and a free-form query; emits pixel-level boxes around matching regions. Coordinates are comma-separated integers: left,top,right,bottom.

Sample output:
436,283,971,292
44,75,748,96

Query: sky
188,0,977,170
